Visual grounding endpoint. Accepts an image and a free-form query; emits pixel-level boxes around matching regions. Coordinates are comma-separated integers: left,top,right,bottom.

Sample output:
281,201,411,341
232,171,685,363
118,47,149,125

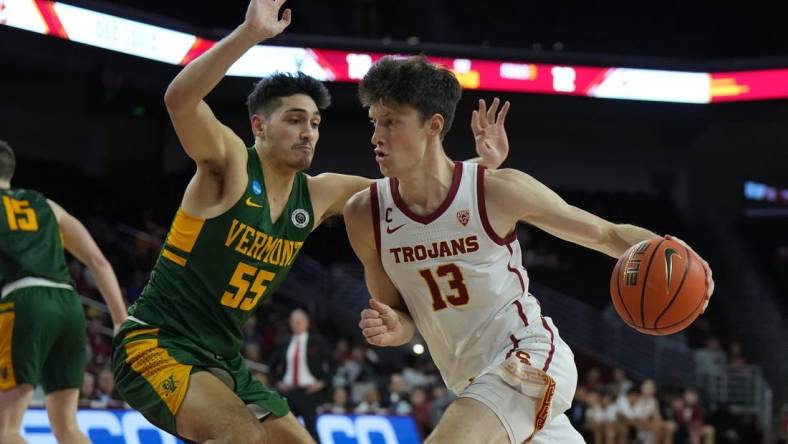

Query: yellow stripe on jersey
162,249,187,267
166,208,205,253
0,306,17,390
124,327,160,341
124,337,192,415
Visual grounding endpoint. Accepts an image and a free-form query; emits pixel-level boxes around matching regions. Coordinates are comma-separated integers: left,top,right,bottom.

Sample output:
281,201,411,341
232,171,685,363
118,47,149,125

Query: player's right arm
48,200,127,333
343,189,416,347
163,0,291,212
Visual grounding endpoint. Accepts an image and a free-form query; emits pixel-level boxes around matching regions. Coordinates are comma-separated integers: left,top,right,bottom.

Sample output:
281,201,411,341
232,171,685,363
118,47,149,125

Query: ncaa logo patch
291,209,310,228
252,180,263,195
457,209,470,226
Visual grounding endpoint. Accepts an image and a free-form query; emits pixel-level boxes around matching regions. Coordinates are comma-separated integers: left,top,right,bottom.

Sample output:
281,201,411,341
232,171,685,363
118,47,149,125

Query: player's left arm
48,199,128,332
486,169,714,305
308,174,373,227
343,189,417,347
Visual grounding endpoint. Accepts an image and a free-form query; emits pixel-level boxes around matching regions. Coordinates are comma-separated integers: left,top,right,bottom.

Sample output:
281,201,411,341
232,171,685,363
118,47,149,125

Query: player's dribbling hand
242,0,292,40
472,97,511,169
666,235,715,313
359,299,403,347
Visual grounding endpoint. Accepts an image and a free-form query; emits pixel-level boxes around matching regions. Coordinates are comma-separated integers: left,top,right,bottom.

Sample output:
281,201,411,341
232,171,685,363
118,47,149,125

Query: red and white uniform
371,162,583,443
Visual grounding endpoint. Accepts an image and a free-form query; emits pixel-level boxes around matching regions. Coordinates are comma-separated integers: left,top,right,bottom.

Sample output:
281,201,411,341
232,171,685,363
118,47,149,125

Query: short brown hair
358,56,462,139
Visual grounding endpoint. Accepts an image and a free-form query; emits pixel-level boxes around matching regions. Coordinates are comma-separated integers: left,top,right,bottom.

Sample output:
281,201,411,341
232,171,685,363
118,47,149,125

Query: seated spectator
387,373,413,415
402,360,437,389
615,388,640,444
354,386,387,415
95,368,125,408
727,340,748,368
409,388,432,438
318,387,352,415
607,368,634,399
674,388,715,444
585,390,616,444
78,371,98,408
582,367,605,393
85,313,111,374
694,337,726,380
634,379,675,444
333,345,375,388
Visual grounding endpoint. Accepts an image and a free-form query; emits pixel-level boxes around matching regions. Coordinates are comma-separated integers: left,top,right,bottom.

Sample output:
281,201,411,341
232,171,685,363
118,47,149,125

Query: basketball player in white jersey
343,56,715,444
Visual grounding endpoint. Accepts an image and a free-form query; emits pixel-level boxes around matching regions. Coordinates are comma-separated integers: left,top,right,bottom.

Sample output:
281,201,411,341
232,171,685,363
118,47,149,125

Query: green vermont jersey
129,148,314,357
0,188,72,287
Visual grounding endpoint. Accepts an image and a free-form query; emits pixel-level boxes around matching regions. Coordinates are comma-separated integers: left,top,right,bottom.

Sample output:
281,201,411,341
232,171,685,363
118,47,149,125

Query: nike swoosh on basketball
664,248,682,295
245,197,263,208
386,223,407,234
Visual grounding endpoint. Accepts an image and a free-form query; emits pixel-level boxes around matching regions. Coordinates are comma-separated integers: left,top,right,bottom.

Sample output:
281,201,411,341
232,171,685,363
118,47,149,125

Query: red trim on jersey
370,182,381,260
476,164,516,246
541,317,556,372
506,334,519,359
390,161,463,225
505,243,526,294
513,299,529,327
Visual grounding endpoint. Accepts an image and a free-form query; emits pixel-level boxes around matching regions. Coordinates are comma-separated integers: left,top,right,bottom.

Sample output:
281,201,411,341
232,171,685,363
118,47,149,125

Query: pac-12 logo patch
252,180,263,195
291,209,310,228
457,209,470,226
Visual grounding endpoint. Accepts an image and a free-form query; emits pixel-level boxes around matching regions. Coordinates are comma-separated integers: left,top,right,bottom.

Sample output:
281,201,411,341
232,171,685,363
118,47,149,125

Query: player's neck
255,145,296,197
0,180,10,189
395,148,455,214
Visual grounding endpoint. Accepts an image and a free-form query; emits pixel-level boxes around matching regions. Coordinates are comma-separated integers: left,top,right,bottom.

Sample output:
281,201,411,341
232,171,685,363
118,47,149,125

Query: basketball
610,238,707,335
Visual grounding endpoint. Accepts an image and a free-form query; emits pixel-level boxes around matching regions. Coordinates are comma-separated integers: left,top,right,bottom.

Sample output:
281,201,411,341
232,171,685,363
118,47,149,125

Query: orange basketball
610,238,707,335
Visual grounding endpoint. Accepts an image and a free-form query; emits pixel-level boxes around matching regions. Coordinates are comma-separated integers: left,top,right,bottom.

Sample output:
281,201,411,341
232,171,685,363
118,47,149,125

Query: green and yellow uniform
113,148,314,435
0,188,85,393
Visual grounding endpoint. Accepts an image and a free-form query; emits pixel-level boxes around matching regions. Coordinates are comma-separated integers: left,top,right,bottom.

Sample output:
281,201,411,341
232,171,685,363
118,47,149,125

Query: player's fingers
471,110,481,133
369,298,391,314
359,317,383,329
478,100,488,126
360,308,380,319
487,97,500,123
362,326,388,338
497,100,511,125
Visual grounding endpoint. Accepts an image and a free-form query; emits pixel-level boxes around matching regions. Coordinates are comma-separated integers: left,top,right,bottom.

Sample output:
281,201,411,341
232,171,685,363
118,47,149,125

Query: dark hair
358,56,462,139
246,72,331,118
0,140,15,181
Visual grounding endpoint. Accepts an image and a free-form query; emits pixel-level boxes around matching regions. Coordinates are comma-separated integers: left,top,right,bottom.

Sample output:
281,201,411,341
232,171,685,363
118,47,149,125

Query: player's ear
251,114,267,140
427,113,444,137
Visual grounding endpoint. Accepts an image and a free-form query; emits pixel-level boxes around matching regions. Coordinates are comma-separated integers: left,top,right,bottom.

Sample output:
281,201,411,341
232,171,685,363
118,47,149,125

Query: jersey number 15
2,196,38,232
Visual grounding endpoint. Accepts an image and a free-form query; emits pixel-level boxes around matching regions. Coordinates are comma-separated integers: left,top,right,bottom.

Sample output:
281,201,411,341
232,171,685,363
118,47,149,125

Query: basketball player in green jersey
110,0,510,443
0,140,128,444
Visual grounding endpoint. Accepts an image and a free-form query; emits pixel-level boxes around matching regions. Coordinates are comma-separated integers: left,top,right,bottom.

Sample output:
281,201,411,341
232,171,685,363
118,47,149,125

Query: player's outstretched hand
242,0,292,40
359,299,404,347
472,97,511,169
666,235,715,313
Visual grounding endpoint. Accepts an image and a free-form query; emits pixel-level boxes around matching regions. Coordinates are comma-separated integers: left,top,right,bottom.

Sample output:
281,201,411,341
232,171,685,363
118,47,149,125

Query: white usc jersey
372,161,555,393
